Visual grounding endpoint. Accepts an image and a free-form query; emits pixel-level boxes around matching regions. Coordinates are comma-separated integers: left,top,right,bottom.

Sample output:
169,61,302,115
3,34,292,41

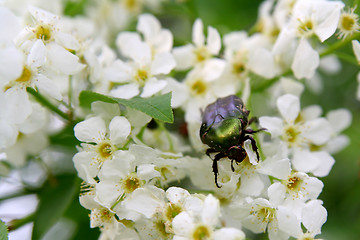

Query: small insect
199,95,263,188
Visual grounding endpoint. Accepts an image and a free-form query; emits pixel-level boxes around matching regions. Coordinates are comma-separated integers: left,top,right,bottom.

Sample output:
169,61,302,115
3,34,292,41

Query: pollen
165,203,182,221
297,19,314,37
286,176,301,191
123,175,141,193
192,225,211,240
338,8,359,39
190,79,207,95
135,68,149,87
193,46,211,63
283,125,300,145
35,25,52,42
97,142,114,159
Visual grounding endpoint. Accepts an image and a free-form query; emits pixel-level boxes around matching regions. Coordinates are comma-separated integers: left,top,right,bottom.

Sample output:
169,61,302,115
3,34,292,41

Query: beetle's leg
243,135,260,162
213,152,225,188
244,128,266,134
248,117,258,125
230,159,235,172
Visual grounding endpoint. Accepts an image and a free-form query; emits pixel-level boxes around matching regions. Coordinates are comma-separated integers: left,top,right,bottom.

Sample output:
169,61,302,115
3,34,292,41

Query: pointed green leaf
79,91,174,123
0,220,8,240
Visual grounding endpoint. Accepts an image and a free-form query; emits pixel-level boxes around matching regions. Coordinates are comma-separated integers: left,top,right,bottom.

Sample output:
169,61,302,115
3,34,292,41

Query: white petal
123,187,164,218
314,1,344,42
28,39,46,68
172,212,194,236
301,105,322,120
259,117,283,137
292,38,319,79
116,32,142,56
326,108,352,133
279,77,304,97
206,26,221,55
126,41,151,65
311,151,335,177
137,14,161,41
325,135,350,154
0,119,17,149
258,157,291,180
192,19,204,47
213,228,245,240
268,182,286,206
150,52,176,75
55,32,80,51
98,151,133,180
110,83,140,99
201,195,220,226
277,206,302,237
36,74,62,100
28,6,58,24
239,172,264,197
162,77,188,108
302,118,332,145
141,78,167,98
244,139,258,165
292,148,319,173
166,187,190,204
301,200,327,235
46,43,85,75
19,103,47,134
172,45,195,70
104,59,132,83
0,7,21,41
303,176,323,200
276,94,300,123
137,164,161,182
73,151,99,183
3,87,32,124
109,116,131,146
95,180,123,208
248,48,277,79
352,40,360,64
202,58,226,81
0,46,24,82
74,117,106,143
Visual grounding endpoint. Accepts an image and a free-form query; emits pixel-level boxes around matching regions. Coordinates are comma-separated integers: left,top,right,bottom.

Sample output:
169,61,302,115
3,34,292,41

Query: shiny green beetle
200,95,263,188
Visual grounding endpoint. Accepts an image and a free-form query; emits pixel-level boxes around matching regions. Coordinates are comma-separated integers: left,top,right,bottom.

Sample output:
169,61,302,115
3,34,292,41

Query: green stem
334,52,359,66
7,213,35,231
320,32,360,57
27,87,70,121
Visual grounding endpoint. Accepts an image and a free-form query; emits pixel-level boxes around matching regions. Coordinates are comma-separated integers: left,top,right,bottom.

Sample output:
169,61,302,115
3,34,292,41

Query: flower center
123,175,141,193
190,79,207,96
192,225,211,240
135,68,149,87
298,19,314,37
16,66,32,84
35,25,52,42
283,125,300,144
97,142,114,159
165,203,182,222
338,9,359,39
193,46,210,63
254,206,275,225
124,0,142,12
286,176,301,191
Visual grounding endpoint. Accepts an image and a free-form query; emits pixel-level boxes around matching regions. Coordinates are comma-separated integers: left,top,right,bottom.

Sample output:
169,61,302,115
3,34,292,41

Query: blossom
73,116,131,183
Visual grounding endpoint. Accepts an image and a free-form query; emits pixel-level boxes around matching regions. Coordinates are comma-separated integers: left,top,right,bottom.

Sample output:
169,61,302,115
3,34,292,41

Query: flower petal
276,94,300,123
109,116,131,146
291,38,319,79
74,117,106,143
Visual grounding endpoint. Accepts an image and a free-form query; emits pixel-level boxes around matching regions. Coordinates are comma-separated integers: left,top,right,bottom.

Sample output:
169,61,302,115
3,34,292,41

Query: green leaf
79,91,174,123
0,220,8,240
32,175,80,240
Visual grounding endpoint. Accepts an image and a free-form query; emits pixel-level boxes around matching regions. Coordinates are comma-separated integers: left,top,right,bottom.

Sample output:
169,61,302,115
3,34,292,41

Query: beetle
200,95,263,188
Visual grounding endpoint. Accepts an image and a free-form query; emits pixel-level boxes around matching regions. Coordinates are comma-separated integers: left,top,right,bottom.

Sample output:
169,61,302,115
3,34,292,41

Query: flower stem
320,32,360,57
27,87,70,121
7,213,35,231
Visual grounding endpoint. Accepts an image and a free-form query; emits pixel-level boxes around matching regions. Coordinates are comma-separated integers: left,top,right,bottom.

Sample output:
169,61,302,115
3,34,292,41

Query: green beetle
200,95,263,188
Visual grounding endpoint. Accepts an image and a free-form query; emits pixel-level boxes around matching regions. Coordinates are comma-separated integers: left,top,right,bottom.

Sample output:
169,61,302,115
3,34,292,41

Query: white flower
73,116,131,183
172,18,225,78
172,194,245,240
110,38,175,98
232,197,301,240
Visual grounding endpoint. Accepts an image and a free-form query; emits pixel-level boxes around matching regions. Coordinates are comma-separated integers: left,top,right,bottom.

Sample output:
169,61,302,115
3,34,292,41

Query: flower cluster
0,0,359,239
